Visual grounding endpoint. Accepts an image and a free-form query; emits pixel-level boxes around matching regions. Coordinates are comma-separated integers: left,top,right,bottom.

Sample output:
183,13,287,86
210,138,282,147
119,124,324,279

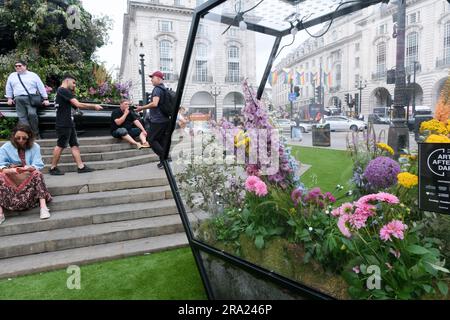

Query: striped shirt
5,71,48,99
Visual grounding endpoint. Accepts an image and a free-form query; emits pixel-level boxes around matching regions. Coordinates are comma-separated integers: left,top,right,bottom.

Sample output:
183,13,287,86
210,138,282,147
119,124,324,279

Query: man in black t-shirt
111,99,149,149
136,71,170,169
49,75,103,176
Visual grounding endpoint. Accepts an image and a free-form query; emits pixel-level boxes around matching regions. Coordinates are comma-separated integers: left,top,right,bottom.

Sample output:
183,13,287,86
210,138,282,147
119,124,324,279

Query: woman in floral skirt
0,125,52,224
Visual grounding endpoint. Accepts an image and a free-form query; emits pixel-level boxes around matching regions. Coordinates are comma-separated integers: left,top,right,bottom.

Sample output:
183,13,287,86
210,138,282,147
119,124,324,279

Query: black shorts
111,127,141,139
56,127,79,148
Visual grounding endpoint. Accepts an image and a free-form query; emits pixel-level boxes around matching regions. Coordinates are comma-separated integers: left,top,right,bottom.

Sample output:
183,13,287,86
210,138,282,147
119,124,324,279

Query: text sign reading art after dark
419,143,450,215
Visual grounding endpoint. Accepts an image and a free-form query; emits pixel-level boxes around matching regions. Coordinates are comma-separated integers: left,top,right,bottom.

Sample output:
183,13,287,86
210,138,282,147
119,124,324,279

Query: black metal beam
257,35,283,100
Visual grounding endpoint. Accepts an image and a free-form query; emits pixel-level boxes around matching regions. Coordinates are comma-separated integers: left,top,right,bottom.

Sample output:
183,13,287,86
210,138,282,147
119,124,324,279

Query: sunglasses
15,136,29,141
15,65,23,68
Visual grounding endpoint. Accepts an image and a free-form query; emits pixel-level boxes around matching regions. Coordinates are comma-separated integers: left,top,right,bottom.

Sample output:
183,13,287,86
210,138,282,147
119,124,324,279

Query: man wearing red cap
136,71,170,169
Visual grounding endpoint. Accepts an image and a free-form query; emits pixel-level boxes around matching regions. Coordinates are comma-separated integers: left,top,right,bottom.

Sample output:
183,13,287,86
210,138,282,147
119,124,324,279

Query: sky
82,0,128,77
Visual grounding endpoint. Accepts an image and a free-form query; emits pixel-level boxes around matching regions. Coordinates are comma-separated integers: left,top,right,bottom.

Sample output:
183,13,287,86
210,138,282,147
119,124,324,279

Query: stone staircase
0,137,196,279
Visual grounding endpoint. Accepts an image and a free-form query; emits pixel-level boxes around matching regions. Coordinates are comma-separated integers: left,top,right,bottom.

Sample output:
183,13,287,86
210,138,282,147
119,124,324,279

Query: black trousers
147,122,170,159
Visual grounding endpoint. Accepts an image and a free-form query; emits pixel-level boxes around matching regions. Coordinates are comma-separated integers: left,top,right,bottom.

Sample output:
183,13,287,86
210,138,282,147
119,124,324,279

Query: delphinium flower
363,156,401,191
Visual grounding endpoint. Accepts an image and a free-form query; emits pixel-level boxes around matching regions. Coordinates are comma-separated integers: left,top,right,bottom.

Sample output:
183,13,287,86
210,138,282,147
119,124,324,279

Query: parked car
0,99,124,138
407,105,433,131
323,115,367,132
274,119,311,133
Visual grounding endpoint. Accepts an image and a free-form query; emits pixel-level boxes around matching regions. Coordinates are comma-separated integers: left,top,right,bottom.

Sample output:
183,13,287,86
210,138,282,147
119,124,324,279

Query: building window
227,46,240,82
335,64,341,86
174,0,182,6
159,40,173,76
377,24,387,35
406,32,419,70
198,24,208,36
407,11,420,25
355,43,360,52
355,57,360,68
376,42,386,74
228,27,238,37
195,44,208,82
445,22,450,62
158,20,173,33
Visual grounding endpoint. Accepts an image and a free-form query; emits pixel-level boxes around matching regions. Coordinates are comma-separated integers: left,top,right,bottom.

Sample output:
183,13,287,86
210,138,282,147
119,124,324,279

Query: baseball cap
149,71,165,80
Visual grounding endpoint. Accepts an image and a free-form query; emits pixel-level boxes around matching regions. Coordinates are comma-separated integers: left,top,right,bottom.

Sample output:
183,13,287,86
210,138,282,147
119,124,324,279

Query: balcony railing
329,85,341,93
164,73,179,81
436,56,450,68
192,75,213,83
405,63,421,74
371,70,387,81
225,76,244,83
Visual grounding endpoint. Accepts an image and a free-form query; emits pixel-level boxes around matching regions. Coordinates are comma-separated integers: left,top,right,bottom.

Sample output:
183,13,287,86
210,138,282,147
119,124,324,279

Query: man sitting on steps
111,99,150,149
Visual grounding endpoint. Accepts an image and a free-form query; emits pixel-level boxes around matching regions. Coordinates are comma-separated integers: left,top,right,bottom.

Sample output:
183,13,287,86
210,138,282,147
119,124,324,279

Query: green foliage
0,0,120,103
0,114,18,139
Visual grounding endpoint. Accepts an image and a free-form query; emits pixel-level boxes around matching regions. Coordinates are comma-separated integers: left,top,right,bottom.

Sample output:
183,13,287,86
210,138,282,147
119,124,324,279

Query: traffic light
294,86,300,98
315,86,321,102
145,92,151,104
344,93,350,105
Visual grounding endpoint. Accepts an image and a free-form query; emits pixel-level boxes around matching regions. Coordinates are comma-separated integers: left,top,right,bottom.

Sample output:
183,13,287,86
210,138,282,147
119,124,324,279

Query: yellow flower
425,134,450,143
420,119,448,135
377,143,394,155
397,172,418,189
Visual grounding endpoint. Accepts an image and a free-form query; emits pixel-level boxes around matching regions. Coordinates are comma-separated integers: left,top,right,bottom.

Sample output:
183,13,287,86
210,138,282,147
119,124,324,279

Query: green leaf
406,245,430,255
437,281,448,296
254,235,264,249
422,284,433,294
427,262,450,274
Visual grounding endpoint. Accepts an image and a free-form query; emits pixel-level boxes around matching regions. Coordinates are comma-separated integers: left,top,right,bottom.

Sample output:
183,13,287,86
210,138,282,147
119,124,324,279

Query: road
287,124,419,151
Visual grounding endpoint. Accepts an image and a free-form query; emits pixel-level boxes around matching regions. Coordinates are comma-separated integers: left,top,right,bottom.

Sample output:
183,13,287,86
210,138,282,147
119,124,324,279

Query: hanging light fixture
290,21,299,36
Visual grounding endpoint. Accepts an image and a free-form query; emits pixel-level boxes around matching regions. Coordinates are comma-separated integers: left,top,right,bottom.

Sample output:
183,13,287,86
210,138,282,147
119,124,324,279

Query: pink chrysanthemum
380,220,408,241
254,181,268,197
245,176,262,192
338,214,352,238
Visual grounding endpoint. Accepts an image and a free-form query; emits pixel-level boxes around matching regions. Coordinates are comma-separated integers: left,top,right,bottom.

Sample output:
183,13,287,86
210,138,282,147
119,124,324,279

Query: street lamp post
139,53,146,105
355,78,367,118
387,0,409,156
210,83,221,122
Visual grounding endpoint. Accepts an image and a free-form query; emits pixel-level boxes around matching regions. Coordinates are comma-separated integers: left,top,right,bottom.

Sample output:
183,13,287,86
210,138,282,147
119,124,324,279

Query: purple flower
363,156,401,191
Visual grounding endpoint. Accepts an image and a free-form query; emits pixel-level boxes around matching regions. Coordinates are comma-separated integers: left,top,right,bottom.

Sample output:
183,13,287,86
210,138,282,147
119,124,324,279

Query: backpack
156,85,176,119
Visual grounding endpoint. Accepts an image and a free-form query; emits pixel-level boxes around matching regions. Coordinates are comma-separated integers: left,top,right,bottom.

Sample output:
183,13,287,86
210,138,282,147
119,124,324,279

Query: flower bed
174,82,450,300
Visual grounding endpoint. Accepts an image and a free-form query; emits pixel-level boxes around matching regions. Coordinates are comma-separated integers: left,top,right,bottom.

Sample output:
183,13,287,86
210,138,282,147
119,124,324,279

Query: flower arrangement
425,134,450,143
420,119,449,136
363,156,401,191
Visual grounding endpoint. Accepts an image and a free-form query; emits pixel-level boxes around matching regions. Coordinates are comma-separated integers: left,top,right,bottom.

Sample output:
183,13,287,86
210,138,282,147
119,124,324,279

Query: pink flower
331,203,353,217
379,220,408,241
375,192,400,204
352,266,360,274
245,176,261,192
348,213,368,230
291,188,303,206
254,181,268,197
331,208,342,217
338,214,352,238
324,192,336,203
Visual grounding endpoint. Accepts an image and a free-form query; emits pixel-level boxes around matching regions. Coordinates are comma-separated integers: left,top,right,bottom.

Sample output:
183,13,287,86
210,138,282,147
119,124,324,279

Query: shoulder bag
17,73,43,108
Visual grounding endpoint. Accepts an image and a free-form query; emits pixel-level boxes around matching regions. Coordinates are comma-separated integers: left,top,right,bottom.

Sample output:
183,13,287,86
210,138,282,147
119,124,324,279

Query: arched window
227,46,240,83
159,40,173,78
376,42,386,75
406,32,419,72
195,43,208,82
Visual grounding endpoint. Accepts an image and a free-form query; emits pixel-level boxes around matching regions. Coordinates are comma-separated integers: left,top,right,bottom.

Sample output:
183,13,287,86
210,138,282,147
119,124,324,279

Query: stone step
45,173,168,197
39,143,134,156
41,153,159,173
0,214,188,259
36,137,119,148
0,199,178,237
0,233,189,279
41,148,152,164
5,186,173,217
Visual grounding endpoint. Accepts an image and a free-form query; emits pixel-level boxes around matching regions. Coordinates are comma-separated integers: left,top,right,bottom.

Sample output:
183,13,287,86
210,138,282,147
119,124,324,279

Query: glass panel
169,0,449,300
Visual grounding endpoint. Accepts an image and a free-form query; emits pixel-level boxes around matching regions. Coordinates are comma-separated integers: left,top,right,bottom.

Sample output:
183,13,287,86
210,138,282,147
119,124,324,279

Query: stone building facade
272,0,450,118
120,0,257,120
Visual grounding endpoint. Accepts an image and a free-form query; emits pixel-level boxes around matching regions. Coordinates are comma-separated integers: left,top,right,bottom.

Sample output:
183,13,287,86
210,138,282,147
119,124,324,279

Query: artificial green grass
290,146,353,193
0,247,207,300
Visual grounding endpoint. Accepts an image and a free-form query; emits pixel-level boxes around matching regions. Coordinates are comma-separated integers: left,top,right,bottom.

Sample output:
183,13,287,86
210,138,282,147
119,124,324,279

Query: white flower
308,227,313,232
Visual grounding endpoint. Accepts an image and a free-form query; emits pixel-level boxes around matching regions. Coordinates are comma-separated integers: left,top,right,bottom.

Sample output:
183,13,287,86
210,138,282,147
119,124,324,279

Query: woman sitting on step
0,125,52,225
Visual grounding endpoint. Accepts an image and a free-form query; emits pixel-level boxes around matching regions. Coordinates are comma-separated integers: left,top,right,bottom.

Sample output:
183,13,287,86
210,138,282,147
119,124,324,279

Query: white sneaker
40,208,51,220
0,214,5,225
